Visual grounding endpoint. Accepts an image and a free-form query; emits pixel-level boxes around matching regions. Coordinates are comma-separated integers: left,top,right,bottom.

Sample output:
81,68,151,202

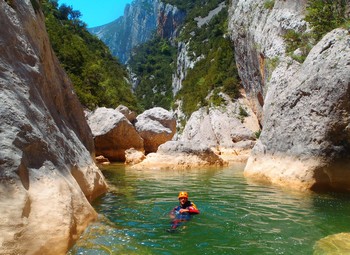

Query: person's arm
179,202,200,214
179,208,190,213
188,202,200,214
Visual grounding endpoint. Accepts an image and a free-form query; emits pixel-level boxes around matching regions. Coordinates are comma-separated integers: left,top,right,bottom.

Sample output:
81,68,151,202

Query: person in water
169,191,200,230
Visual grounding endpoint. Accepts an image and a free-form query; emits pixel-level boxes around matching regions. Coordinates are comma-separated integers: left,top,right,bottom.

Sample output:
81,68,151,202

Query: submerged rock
0,1,107,254
314,233,350,255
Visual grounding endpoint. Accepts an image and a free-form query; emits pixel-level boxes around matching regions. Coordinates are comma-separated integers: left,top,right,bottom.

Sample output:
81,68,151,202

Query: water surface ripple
69,164,350,255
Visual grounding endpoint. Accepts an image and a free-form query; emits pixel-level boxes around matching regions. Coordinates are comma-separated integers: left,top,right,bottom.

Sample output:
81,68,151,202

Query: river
68,163,350,254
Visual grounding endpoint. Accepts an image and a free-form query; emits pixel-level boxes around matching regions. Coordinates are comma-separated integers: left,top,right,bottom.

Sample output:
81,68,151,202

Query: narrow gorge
0,0,349,254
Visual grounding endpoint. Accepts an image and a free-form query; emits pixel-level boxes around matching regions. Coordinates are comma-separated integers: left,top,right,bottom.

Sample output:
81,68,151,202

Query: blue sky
57,0,133,28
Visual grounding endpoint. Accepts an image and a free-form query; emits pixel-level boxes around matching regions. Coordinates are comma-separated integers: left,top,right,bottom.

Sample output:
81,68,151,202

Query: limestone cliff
0,1,107,254
229,0,308,122
229,0,350,192
89,0,185,64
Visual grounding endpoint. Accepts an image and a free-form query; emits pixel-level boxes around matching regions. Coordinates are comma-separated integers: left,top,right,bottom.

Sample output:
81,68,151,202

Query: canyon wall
0,1,107,254
229,0,350,191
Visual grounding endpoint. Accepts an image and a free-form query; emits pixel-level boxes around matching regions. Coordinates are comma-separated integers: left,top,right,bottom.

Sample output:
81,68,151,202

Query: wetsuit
170,201,199,229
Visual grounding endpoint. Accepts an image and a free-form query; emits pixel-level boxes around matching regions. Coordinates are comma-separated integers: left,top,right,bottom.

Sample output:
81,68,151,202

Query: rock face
135,107,176,153
180,102,258,149
177,96,259,163
229,0,308,122
87,107,144,161
157,1,186,39
229,0,350,191
245,29,350,191
0,1,108,255
89,0,158,64
89,0,185,64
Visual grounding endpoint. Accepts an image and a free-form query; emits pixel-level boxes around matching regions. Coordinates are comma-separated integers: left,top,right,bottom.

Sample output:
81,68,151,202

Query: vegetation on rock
305,0,349,41
176,4,240,117
128,36,177,111
263,0,275,10
283,0,349,63
128,0,239,118
42,0,139,111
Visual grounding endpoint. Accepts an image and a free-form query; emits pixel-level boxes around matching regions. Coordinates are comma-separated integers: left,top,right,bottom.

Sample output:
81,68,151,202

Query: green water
69,164,350,255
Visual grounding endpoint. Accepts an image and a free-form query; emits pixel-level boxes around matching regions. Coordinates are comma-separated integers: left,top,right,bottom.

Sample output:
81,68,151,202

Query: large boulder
116,104,137,123
125,148,146,165
244,28,350,191
135,107,176,153
87,107,144,161
0,2,107,255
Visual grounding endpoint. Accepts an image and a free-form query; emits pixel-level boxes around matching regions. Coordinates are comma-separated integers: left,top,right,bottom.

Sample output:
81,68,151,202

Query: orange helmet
178,191,188,199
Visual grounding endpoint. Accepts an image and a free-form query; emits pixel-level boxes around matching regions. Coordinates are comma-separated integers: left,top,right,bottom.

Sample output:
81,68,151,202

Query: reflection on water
69,164,350,255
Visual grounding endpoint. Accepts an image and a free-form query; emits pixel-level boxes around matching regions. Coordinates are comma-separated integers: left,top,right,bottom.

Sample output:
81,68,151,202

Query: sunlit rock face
229,0,307,122
180,103,258,150
229,0,350,192
89,0,185,64
0,1,107,254
244,29,350,191
177,95,260,164
87,107,144,161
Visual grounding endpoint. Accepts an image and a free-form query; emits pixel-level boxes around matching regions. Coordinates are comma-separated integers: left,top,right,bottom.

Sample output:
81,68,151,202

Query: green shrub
263,0,275,10
267,56,280,74
239,106,249,117
282,29,313,63
305,0,349,41
282,0,349,63
238,106,249,123
254,130,262,139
